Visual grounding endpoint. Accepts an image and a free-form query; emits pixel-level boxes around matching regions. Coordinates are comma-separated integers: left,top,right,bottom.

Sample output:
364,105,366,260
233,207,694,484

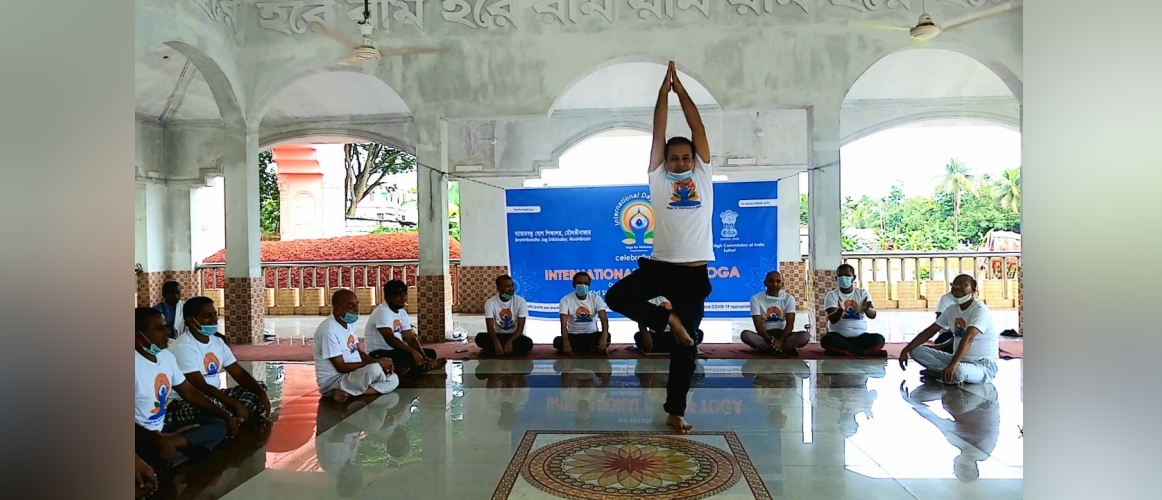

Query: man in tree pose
605,61,713,434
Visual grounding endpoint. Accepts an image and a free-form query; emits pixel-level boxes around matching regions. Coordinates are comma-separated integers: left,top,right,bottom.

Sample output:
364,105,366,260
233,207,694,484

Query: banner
505,181,778,319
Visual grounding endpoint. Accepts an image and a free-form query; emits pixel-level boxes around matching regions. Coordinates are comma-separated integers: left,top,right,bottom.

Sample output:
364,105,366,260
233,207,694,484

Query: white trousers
911,346,998,385
330,363,400,396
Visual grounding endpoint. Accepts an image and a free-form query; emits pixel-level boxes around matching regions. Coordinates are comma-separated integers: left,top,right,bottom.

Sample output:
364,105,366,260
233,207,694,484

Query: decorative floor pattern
493,431,771,500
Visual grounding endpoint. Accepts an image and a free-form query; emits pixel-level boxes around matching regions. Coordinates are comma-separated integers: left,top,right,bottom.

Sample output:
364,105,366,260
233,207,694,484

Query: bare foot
428,358,448,371
666,415,693,434
331,390,350,403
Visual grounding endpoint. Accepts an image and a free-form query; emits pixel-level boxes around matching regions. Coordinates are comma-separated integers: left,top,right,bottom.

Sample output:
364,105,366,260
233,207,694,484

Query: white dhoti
328,363,400,396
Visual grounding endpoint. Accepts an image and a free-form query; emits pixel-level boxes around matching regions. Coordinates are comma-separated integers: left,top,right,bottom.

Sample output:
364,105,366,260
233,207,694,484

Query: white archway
548,56,720,116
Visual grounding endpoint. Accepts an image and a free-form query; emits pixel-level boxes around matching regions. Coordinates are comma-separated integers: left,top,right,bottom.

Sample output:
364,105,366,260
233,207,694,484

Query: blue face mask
837,276,854,288
197,323,219,336
574,284,589,296
500,293,513,301
343,312,359,324
138,332,163,356
665,169,694,182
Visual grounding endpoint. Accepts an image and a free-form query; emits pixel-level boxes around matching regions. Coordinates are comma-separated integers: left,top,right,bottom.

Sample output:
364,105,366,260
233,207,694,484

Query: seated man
313,289,400,402
820,264,887,357
476,275,534,356
741,271,809,356
931,287,959,350
365,280,448,377
153,280,185,339
166,296,272,429
134,307,234,474
900,274,1000,385
634,296,705,354
554,272,611,355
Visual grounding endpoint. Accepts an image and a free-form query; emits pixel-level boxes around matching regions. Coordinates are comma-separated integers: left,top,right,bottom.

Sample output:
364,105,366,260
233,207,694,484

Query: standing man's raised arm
648,62,674,172
671,66,710,164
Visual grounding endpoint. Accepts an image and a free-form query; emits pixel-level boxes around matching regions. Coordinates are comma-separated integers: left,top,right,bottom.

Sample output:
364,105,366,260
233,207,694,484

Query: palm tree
936,158,976,237
996,168,1021,214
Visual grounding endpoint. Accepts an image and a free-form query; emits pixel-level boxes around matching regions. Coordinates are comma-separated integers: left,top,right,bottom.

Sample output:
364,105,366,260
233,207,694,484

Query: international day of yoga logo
614,192,654,246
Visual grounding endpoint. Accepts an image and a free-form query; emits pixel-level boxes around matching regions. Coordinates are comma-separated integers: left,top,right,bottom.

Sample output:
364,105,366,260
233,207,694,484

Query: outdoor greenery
369,182,461,240
344,143,418,217
259,150,280,238
799,159,1021,251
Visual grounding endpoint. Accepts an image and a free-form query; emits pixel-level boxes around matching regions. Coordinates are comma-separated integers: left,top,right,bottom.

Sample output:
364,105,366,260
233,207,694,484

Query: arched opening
526,128,728,188
549,58,718,116
253,68,413,124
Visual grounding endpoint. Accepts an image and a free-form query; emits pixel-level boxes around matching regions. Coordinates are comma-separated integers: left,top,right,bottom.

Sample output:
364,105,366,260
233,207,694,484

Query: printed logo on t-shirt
765,306,783,322
574,306,593,323
149,373,171,422
842,299,862,319
669,178,701,208
392,319,404,334
498,308,514,330
203,352,221,376
346,334,358,354
954,317,967,338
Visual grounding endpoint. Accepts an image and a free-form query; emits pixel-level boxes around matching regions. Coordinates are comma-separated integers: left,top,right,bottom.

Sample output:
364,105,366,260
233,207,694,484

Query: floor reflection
155,357,1022,499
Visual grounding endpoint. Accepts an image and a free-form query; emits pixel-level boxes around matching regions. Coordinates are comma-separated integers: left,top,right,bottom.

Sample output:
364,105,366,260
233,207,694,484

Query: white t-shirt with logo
648,159,715,263
313,315,363,391
135,350,186,432
824,288,873,337
365,303,411,352
559,292,610,334
484,295,528,334
935,300,999,362
750,291,797,332
935,292,958,331
169,332,238,394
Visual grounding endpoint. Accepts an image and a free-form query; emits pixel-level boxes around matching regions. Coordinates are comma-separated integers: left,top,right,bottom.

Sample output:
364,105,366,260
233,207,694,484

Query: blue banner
505,181,778,319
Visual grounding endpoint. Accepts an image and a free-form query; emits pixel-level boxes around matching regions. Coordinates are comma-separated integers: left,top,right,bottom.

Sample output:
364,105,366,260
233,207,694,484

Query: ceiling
262,71,412,122
135,45,221,122
552,62,718,113
845,49,1015,101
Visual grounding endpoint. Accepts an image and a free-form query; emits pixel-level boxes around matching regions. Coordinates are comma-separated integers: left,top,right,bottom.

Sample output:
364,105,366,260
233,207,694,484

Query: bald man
313,290,400,403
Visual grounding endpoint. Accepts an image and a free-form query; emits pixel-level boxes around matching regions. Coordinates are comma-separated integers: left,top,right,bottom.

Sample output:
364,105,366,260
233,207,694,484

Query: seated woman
740,271,809,356
820,264,887,357
553,272,611,355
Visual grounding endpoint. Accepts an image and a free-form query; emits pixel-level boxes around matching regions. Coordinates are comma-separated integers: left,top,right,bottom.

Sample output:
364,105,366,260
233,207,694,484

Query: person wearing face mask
554,272,611,355
366,280,448,377
603,61,713,435
741,271,809,356
821,264,886,357
165,296,272,429
313,289,400,403
134,307,234,475
478,275,534,356
899,274,1000,385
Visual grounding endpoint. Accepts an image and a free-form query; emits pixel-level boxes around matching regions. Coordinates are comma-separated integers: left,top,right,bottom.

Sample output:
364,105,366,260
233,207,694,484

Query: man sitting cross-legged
900,274,1000,385
634,296,705,354
554,272,611,355
476,275,534,356
820,264,887,357
365,280,448,377
134,307,235,474
313,289,400,403
165,296,272,429
741,270,809,356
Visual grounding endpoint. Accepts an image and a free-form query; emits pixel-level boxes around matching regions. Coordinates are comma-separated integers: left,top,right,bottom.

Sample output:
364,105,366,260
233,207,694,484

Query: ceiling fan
310,0,446,66
849,0,1022,43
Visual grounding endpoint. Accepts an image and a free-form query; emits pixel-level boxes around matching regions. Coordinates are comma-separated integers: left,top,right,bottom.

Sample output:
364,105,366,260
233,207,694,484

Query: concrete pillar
456,176,524,313
222,124,265,344
134,181,201,307
808,103,843,338
415,116,452,343
776,176,808,316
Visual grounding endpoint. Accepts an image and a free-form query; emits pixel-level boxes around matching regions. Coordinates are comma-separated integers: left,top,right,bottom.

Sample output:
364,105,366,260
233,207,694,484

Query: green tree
996,167,1021,214
259,150,280,237
344,143,417,218
935,158,976,238
799,194,809,226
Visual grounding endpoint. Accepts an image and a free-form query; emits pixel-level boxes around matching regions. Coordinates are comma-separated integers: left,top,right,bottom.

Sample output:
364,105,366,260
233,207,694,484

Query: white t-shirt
750,291,797,332
558,292,609,334
365,303,411,352
134,350,186,432
169,332,238,393
647,296,671,332
824,288,873,337
313,315,363,391
935,300,999,362
484,295,528,334
934,292,958,331
648,160,715,263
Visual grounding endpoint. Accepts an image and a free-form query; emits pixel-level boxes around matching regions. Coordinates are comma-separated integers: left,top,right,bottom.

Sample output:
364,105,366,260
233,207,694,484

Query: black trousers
553,333,605,354
369,347,437,375
474,332,534,356
605,257,710,417
634,328,705,353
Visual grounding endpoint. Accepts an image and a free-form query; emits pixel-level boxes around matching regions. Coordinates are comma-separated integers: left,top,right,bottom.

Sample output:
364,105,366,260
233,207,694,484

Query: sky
527,123,1022,200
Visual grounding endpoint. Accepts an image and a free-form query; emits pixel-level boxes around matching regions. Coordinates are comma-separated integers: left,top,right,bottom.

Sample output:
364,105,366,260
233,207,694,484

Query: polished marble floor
151,357,1023,499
